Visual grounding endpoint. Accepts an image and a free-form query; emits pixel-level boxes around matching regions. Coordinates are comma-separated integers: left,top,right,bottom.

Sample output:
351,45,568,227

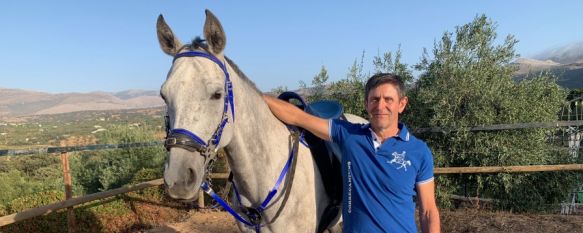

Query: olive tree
411,15,581,211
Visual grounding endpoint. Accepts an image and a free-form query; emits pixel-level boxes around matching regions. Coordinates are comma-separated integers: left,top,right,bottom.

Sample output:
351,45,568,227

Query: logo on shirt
388,151,411,171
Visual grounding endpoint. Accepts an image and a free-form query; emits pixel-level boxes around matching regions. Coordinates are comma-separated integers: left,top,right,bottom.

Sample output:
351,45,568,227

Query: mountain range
513,58,583,89
0,88,164,118
513,41,583,89
1,42,582,118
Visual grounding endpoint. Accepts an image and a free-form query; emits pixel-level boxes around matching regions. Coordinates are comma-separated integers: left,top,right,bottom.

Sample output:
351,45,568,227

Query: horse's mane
186,37,261,94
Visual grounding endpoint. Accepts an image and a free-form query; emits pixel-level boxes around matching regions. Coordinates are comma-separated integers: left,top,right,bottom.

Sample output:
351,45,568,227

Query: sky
1,1,582,93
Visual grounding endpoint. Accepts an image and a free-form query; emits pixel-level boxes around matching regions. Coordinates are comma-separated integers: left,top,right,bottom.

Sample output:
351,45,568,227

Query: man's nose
376,99,386,108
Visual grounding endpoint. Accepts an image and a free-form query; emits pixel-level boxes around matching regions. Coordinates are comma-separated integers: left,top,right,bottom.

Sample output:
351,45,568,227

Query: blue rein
201,136,298,232
164,50,295,233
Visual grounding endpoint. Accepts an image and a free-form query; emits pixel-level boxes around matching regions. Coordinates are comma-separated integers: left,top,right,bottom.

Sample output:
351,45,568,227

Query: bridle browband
164,50,235,158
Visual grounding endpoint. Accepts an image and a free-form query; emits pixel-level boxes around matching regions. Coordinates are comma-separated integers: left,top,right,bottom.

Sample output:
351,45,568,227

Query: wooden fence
1,123,582,230
1,162,582,228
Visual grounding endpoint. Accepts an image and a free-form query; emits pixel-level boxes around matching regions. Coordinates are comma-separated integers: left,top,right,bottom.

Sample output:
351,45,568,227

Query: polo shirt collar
367,122,411,143
397,123,411,142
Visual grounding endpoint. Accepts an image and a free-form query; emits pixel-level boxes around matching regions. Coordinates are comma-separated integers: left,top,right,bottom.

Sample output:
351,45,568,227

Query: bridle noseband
164,50,235,158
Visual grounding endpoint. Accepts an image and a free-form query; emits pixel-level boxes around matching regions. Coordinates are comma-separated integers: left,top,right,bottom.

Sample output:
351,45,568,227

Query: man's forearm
420,208,441,233
262,94,304,126
263,94,331,140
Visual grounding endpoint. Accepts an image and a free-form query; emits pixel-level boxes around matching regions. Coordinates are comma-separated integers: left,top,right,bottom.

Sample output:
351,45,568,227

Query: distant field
0,107,166,149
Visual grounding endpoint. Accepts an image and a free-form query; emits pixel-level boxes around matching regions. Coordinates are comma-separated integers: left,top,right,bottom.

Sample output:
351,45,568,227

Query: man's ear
398,96,409,114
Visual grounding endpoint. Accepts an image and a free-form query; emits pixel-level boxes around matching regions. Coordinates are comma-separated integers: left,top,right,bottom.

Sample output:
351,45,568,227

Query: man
263,73,440,233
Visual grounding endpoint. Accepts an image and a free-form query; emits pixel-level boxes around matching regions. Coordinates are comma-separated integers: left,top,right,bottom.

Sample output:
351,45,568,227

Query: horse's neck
224,71,293,205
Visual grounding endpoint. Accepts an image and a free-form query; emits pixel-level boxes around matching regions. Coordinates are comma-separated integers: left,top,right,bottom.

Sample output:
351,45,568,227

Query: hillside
513,41,583,89
0,88,164,118
534,41,583,64
513,59,583,89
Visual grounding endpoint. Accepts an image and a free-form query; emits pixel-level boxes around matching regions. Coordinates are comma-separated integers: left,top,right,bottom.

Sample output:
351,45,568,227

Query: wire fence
0,141,164,156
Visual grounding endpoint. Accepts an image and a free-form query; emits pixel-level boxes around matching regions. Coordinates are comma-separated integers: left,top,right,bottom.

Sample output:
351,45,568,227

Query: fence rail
434,164,583,174
0,179,164,227
0,173,227,227
414,120,583,133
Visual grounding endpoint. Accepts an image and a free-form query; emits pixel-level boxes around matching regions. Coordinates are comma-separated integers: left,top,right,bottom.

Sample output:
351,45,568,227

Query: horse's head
157,10,234,200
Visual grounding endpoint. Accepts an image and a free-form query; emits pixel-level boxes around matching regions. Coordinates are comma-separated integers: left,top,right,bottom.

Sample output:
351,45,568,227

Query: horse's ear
204,9,226,55
157,14,183,56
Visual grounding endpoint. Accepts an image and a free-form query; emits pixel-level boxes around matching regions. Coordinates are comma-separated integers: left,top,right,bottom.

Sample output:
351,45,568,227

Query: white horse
157,10,362,233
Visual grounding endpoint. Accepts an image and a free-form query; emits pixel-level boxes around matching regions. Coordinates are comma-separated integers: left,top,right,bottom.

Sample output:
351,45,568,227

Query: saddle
278,92,343,233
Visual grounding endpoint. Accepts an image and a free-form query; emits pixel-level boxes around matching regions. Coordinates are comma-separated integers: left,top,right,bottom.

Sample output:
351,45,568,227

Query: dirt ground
440,208,583,233
146,210,239,233
145,208,583,233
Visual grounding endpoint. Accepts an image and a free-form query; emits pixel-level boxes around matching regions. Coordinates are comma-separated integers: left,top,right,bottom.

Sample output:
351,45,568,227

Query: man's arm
263,94,330,141
417,180,441,233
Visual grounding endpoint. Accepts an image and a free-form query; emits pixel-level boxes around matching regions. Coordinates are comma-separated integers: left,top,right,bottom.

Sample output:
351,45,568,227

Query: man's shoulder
332,118,369,131
403,132,431,152
331,119,370,143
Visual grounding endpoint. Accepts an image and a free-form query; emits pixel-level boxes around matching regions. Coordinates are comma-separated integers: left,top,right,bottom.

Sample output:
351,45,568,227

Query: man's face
365,83,408,132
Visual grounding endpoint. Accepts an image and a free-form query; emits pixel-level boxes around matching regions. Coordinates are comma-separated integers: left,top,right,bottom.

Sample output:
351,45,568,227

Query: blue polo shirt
329,119,434,233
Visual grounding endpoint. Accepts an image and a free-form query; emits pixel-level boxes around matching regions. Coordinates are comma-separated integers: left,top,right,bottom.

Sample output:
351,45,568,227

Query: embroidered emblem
388,151,411,171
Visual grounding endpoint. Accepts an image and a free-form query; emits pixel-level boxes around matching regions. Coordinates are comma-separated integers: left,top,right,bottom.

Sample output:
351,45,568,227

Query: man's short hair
364,73,406,101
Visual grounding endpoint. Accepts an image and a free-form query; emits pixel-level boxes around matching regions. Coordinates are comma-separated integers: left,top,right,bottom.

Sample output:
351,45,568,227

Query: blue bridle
163,50,296,233
164,51,234,157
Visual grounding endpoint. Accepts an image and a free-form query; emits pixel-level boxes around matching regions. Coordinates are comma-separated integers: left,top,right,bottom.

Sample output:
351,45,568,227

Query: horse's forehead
161,58,224,97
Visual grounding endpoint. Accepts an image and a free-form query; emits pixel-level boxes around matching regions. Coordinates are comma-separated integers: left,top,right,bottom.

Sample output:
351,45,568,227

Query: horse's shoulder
343,113,368,124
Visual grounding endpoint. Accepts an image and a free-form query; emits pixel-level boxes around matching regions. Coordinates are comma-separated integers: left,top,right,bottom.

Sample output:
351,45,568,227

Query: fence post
198,189,205,208
60,152,76,233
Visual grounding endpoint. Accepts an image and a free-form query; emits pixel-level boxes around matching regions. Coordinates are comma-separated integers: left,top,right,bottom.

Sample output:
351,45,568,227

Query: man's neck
372,125,399,144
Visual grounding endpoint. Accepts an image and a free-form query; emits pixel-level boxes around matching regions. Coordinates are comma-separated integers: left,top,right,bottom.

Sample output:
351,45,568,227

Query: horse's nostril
188,168,195,183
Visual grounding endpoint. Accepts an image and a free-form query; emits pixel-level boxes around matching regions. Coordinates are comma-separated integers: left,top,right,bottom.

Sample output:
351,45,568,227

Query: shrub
72,125,165,194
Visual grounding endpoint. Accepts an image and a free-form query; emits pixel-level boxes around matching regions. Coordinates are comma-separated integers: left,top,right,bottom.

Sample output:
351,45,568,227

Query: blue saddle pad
305,100,343,120
305,100,344,161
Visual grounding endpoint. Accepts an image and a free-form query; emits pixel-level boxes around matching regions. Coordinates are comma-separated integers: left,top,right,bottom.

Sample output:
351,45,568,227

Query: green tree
327,51,368,117
373,45,414,85
270,85,288,96
412,14,580,211
305,65,330,103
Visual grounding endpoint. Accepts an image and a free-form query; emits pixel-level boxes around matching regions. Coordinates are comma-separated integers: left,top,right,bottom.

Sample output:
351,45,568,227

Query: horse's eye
211,91,222,100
